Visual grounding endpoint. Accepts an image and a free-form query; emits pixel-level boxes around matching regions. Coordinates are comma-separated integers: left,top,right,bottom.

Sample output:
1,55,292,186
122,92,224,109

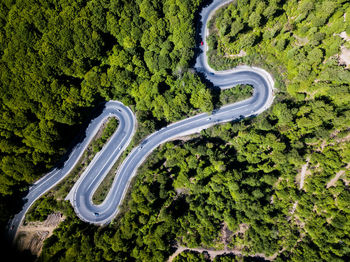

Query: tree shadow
52,101,107,171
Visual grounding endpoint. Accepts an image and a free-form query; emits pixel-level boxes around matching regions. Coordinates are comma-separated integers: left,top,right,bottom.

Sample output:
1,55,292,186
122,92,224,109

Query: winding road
7,0,274,242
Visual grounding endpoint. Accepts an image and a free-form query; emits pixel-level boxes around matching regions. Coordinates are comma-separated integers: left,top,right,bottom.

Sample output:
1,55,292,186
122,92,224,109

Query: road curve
7,101,136,241
7,0,274,240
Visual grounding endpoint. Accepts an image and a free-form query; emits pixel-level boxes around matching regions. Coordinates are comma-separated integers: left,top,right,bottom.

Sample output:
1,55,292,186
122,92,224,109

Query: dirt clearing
339,46,350,69
15,212,64,256
296,156,310,190
327,163,350,188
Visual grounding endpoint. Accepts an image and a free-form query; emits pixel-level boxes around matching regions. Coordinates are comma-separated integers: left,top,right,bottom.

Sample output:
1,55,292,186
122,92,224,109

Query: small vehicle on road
201,41,204,46
94,212,99,216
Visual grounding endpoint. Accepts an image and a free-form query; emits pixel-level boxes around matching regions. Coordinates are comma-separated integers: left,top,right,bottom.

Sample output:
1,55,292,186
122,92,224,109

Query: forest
1,0,350,261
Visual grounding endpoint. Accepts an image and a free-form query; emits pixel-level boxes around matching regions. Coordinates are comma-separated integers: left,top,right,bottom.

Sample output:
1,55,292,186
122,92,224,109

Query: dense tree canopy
205,0,350,260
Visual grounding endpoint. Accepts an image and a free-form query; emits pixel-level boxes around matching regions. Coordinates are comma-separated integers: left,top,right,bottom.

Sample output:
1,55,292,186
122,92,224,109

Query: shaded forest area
1,0,350,261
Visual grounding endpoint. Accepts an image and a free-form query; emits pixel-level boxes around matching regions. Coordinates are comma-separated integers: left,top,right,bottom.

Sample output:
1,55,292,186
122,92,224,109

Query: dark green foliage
219,85,253,105
173,251,209,262
91,117,118,153
26,197,60,222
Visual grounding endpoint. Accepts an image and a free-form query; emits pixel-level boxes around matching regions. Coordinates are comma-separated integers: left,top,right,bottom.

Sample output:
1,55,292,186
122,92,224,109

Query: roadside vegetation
25,116,118,220
1,0,350,261
91,152,123,205
219,85,253,106
171,250,263,261
90,117,119,154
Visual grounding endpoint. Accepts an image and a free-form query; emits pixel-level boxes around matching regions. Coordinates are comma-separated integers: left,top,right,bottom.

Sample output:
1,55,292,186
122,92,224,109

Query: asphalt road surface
7,0,274,241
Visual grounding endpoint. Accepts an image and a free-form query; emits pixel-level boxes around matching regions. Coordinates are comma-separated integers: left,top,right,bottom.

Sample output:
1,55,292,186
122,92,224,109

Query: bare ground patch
233,223,249,237
221,222,234,251
175,187,189,195
296,156,310,190
293,34,309,46
225,49,247,58
290,201,298,215
167,134,199,142
15,212,64,256
326,163,350,188
337,31,350,42
339,46,350,69
334,31,350,68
